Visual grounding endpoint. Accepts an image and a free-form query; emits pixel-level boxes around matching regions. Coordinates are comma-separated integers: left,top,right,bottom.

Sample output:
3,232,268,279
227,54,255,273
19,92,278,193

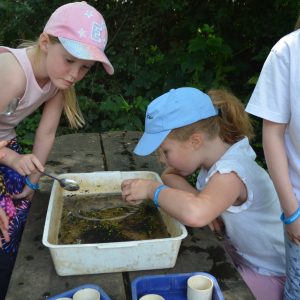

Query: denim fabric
284,230,300,300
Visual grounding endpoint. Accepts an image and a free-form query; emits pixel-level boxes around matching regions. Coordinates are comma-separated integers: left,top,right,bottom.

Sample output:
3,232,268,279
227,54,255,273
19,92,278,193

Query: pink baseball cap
44,1,114,75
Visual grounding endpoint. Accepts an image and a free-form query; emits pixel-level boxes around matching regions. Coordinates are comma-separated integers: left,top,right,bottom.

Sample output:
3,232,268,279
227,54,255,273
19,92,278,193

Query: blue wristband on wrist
280,207,300,225
153,185,169,208
25,176,40,191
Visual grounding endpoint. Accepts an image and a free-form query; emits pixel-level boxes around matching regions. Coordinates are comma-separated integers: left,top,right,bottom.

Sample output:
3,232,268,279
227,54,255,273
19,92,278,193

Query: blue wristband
153,185,169,208
25,176,40,191
280,207,300,224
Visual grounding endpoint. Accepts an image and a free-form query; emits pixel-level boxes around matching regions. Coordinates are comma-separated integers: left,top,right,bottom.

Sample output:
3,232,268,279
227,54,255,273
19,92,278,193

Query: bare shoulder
0,51,27,99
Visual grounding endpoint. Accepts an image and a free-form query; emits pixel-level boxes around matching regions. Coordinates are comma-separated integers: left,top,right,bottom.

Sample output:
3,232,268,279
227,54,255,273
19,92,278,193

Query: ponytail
169,89,254,144
207,89,254,143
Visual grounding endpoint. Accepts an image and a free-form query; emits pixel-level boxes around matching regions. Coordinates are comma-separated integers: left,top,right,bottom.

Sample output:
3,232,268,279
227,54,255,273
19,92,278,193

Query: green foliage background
0,0,299,163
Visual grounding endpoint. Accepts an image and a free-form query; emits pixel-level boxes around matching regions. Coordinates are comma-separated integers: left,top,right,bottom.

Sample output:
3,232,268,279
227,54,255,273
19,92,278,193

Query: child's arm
263,120,300,244
0,52,26,112
121,171,245,227
161,167,198,194
0,207,10,247
161,167,225,233
13,92,64,199
0,148,44,175
0,142,10,247
0,51,45,175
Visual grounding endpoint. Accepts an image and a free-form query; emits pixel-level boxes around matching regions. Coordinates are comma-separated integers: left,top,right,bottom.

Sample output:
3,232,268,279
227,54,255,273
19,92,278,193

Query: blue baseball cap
134,87,218,156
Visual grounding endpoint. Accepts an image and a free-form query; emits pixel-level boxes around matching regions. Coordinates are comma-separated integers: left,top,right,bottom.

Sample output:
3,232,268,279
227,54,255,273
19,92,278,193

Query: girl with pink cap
0,2,113,298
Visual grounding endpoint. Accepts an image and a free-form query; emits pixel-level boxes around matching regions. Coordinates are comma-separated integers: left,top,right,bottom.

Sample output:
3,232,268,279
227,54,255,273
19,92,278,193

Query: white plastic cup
139,294,165,300
72,288,101,300
187,274,214,300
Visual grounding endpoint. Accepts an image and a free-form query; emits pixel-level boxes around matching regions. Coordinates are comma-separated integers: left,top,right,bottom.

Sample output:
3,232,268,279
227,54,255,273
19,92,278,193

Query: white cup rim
72,287,101,300
139,293,165,300
187,274,214,291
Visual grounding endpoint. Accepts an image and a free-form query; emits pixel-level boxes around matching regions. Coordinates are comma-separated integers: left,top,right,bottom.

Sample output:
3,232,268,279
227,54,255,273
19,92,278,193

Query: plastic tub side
42,171,188,275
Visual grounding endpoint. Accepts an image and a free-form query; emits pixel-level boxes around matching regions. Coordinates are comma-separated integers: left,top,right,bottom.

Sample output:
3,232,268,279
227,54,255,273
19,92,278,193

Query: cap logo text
91,21,106,44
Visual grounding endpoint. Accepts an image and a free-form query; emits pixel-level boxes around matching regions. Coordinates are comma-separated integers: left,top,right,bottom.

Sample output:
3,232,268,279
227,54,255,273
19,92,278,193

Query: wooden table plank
101,131,163,173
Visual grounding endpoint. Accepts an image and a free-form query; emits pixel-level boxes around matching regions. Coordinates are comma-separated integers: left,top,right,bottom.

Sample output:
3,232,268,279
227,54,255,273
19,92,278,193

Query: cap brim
59,37,114,75
134,130,171,156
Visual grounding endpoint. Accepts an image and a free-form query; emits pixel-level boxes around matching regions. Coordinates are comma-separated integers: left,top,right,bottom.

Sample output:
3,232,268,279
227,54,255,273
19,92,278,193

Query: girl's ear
39,33,50,53
189,133,204,150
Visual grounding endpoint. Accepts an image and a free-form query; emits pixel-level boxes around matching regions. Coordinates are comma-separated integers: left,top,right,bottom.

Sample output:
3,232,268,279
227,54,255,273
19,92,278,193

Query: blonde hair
18,36,85,128
168,89,254,144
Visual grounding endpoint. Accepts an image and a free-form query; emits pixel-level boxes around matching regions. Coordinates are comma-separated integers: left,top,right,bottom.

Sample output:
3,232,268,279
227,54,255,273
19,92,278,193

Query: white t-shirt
196,138,285,276
246,29,300,201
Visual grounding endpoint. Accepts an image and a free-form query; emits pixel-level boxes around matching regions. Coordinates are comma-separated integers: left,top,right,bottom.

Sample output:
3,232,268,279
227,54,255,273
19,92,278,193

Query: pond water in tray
58,193,170,244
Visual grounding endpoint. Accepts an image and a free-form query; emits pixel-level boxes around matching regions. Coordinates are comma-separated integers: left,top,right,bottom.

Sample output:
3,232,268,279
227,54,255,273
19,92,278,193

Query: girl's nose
69,67,80,81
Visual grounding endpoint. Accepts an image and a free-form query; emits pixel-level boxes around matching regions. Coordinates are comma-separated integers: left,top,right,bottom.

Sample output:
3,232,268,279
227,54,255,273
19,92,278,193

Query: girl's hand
208,217,225,239
11,154,44,176
0,207,10,247
286,218,300,245
12,185,35,201
121,179,160,205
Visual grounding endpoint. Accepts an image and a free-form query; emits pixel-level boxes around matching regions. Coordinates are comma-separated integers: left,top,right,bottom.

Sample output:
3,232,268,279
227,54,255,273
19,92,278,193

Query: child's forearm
0,146,21,168
161,168,197,194
263,120,298,216
29,133,56,183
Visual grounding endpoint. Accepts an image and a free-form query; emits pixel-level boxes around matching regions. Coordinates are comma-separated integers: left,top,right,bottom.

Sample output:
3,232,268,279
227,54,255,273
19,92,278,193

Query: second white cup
72,288,101,300
187,274,214,300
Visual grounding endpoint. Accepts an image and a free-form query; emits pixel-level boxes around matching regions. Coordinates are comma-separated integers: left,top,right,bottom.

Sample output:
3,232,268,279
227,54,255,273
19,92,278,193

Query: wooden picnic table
5,132,254,300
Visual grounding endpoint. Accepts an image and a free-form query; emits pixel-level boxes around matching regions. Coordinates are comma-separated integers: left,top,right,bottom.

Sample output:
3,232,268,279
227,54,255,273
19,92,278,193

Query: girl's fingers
1,229,10,243
31,157,44,172
0,214,10,243
208,222,215,232
121,179,133,189
0,140,8,148
0,209,8,229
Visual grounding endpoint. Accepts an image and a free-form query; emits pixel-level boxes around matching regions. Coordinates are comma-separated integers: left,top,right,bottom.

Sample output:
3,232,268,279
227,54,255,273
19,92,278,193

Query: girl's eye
66,58,74,63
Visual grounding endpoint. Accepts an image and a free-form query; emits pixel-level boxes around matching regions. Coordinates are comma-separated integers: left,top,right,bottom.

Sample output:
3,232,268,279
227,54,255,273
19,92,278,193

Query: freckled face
45,43,94,89
159,137,200,176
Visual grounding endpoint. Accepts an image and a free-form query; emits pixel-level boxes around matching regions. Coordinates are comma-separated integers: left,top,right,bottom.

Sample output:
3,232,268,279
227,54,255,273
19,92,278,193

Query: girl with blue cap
121,87,286,300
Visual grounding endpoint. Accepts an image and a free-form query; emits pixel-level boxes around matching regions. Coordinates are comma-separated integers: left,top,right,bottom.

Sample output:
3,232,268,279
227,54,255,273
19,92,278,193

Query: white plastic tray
42,171,187,276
